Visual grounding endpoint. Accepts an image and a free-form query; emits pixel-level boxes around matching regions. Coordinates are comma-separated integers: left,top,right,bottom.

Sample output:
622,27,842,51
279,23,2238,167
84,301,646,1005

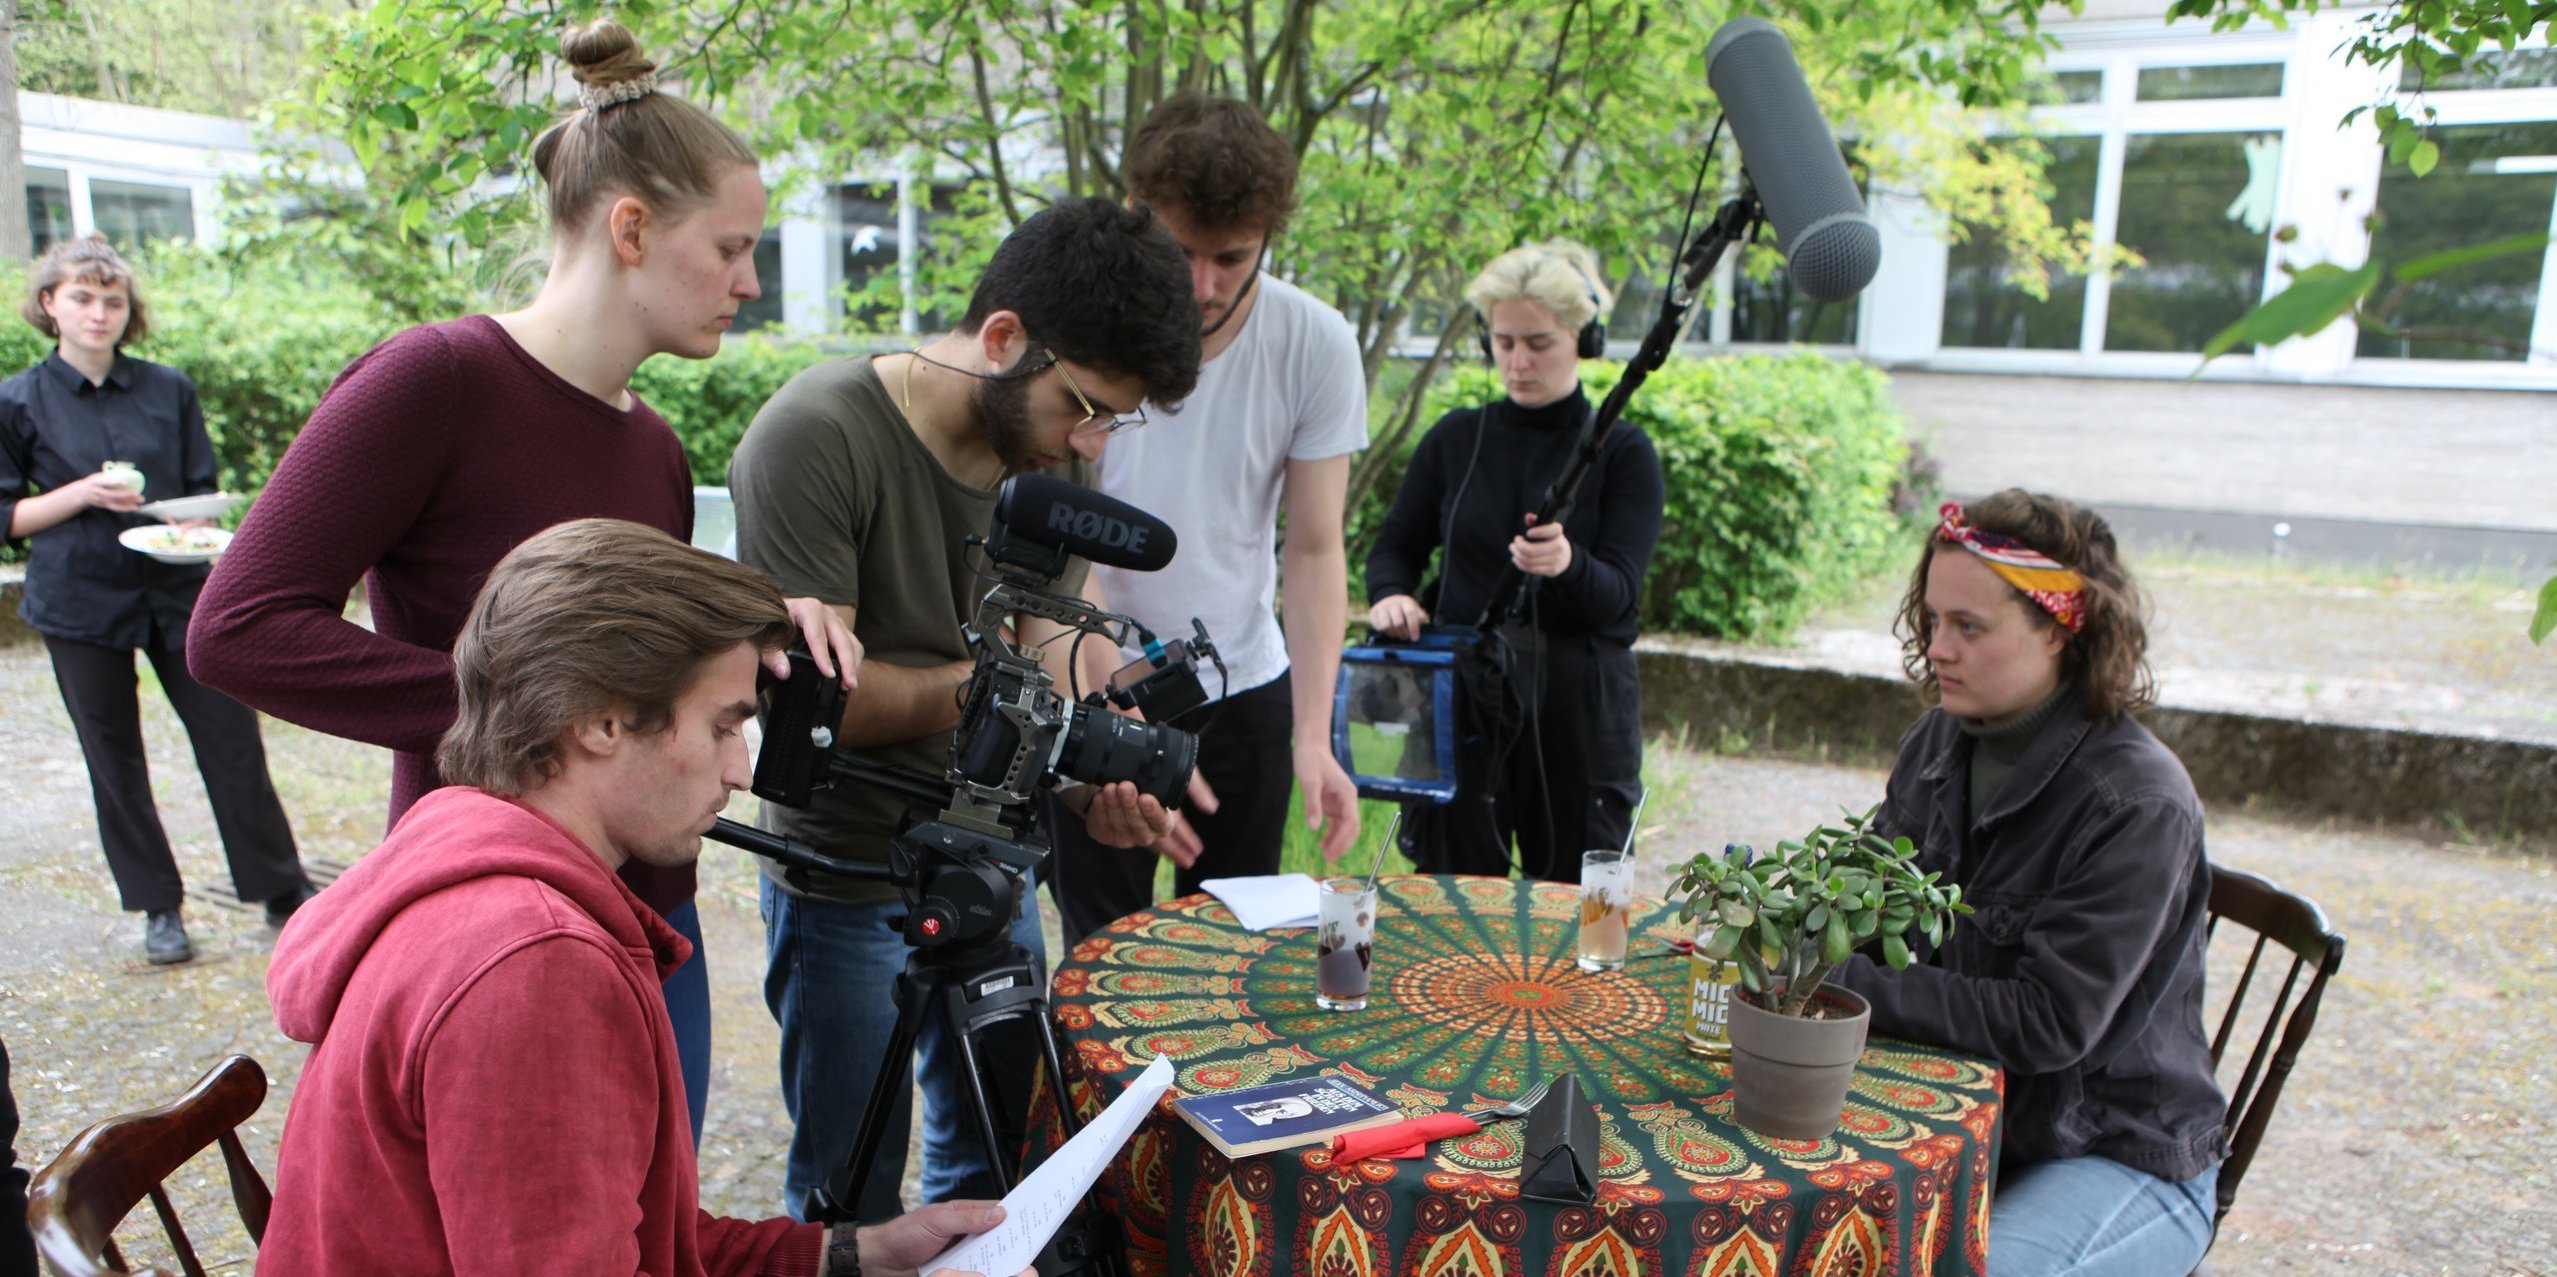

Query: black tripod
708,812,1127,1277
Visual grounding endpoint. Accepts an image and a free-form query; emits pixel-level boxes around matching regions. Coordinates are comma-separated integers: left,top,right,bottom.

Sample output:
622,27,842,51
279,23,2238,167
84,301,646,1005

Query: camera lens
1056,707,1197,807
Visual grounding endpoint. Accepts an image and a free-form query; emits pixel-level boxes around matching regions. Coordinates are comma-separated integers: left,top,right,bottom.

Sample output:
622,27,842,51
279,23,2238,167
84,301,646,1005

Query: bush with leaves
630,336,847,485
1671,805,1970,1017
0,244,398,507
1367,354,1909,642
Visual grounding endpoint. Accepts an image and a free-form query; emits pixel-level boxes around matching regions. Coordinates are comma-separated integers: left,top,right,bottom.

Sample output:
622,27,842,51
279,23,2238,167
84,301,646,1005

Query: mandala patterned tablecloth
1027,874,2006,1277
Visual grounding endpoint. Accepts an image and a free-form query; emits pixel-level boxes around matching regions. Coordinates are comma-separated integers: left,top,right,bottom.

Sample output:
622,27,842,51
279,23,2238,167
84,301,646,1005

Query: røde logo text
1048,503,1151,555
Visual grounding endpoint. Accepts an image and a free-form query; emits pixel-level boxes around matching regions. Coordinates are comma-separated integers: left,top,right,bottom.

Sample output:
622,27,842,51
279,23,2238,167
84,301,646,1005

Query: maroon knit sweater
191,315,698,912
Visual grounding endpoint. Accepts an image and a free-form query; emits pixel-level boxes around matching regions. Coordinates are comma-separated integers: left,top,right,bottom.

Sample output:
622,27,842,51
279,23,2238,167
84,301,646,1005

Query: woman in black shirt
1364,240,1664,881
0,235,310,965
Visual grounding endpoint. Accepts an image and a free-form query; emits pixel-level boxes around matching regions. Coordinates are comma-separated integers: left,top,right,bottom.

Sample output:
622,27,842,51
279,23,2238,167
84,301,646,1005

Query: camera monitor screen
1332,643,1460,804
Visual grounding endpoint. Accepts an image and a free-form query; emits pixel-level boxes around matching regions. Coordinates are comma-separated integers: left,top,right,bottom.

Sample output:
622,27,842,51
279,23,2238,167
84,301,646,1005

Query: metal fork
1458,1077,1555,1125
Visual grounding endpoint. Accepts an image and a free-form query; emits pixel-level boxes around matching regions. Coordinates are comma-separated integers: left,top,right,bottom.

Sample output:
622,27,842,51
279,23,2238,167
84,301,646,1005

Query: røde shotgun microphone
994,472,1179,573
1704,17,1881,302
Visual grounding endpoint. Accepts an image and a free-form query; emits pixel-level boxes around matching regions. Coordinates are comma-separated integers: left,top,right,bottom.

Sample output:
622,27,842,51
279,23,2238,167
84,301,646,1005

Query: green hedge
631,337,840,485
1363,353,1909,642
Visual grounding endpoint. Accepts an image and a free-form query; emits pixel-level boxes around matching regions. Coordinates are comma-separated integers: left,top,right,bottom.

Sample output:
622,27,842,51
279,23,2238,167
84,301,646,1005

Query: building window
25,168,72,252
2399,48,2557,92
2135,63,2286,101
89,180,194,246
2356,120,2557,362
1940,136,2101,350
2045,70,2104,105
735,228,784,332
1728,267,1858,344
2105,132,2283,353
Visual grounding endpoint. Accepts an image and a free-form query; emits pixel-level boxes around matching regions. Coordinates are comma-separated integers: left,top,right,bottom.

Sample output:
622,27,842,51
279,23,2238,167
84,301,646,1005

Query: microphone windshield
1706,17,1882,303
995,473,1180,573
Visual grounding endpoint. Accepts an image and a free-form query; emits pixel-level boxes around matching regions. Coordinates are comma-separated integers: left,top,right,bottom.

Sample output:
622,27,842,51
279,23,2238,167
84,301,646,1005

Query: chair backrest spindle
2197,866,2345,1246
25,1055,272,1277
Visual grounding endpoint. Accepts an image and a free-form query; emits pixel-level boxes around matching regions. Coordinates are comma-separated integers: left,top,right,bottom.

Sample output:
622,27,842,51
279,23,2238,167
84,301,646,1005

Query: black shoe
144,910,194,965
264,881,320,928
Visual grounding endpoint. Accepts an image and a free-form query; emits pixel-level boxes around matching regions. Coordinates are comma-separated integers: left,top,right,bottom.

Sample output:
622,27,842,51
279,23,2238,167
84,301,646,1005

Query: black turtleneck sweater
1365,386,1665,645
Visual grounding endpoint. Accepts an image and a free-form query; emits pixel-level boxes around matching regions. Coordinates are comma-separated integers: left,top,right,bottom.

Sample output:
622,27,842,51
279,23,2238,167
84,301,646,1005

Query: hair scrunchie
578,74,657,111
1937,501,2088,633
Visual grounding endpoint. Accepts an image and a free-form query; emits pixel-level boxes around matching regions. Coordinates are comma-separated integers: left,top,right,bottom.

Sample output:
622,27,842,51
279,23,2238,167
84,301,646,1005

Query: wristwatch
824,1222,862,1277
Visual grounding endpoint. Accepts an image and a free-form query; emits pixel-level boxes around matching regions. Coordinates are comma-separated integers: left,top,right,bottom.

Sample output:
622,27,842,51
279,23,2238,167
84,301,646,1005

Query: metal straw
1620,786,1650,861
1363,807,1403,897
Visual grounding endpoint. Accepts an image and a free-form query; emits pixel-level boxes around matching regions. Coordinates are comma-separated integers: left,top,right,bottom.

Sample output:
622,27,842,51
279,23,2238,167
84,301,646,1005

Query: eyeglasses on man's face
1043,353,1148,438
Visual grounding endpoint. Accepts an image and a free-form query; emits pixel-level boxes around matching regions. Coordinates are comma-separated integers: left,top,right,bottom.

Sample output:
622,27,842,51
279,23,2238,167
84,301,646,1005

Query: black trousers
1411,633,1643,885
1,1034,32,1277
45,631,307,915
1047,670,1297,942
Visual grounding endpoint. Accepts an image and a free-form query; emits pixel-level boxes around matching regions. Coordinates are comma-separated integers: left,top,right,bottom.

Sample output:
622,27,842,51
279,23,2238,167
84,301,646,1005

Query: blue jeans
760,877,1045,1223
662,900,711,1152
1990,1157,2219,1277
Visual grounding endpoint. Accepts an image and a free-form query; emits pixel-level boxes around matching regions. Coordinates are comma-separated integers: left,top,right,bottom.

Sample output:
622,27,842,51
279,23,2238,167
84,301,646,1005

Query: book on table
1169,1073,1405,1158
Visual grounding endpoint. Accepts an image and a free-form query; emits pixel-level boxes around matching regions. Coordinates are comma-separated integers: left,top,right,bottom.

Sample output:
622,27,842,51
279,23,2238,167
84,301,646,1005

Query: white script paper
1200,873,1320,931
921,1054,1178,1276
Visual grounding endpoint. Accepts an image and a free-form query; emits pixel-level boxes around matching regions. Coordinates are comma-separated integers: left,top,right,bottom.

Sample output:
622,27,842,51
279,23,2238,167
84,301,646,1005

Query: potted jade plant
1672,805,1970,1140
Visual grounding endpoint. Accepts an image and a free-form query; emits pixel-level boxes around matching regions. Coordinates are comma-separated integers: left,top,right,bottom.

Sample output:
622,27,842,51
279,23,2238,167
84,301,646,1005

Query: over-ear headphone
1478,250,1609,362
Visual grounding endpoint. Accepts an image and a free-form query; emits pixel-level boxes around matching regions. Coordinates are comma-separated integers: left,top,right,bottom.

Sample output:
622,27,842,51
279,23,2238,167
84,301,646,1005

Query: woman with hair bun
0,234,313,966
191,19,858,1148
1829,489,2225,1276
1363,239,1665,883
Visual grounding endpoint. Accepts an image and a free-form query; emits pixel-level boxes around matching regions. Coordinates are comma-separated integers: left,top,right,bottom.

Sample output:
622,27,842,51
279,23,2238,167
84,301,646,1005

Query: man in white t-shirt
1047,91,1367,941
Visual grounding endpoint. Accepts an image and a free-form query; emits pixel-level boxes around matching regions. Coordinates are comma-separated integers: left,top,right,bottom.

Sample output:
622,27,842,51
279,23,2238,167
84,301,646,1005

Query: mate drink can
1684,934,1740,1059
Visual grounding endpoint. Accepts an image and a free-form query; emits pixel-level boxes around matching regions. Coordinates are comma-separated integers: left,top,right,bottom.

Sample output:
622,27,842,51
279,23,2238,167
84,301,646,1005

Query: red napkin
1331,1113,1483,1161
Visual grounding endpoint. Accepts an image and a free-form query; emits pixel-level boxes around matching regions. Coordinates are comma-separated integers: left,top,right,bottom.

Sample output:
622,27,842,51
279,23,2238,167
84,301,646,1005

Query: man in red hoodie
261,519,1020,1277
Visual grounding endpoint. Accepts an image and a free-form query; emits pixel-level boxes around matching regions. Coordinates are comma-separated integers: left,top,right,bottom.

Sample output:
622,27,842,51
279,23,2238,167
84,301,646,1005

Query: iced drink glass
1315,878,1376,1011
1577,849,1632,972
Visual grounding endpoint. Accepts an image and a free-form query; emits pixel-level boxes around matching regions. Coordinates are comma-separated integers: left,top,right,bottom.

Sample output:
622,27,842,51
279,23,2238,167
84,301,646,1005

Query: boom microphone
995,472,1179,573
1705,17,1881,302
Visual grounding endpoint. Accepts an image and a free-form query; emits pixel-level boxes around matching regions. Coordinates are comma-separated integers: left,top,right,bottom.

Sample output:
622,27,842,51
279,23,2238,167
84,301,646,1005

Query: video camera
715,474,1222,951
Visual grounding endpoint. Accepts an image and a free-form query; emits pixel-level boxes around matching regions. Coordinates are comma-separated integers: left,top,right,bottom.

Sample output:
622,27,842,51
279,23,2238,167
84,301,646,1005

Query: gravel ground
3,636,2551,1275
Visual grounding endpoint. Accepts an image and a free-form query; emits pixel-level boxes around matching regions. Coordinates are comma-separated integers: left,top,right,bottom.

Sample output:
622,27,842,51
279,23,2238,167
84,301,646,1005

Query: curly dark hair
1121,91,1300,235
959,198,1202,407
1893,488,2156,720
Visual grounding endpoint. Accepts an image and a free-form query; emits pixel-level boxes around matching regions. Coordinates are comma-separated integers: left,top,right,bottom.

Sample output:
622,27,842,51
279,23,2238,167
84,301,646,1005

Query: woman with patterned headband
1827,489,2226,1277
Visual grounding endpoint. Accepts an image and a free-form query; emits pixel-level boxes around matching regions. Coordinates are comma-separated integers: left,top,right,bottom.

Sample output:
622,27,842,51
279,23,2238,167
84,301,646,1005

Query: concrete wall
1887,371,2557,534
1637,642,2557,852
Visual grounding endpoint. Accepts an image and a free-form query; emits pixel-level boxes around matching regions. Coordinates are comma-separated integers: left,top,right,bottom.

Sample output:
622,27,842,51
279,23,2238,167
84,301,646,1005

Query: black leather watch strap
824,1222,862,1277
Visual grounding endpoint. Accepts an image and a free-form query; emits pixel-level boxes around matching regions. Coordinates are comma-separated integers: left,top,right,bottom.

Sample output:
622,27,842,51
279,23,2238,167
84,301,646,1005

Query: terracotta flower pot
1726,985,1871,1140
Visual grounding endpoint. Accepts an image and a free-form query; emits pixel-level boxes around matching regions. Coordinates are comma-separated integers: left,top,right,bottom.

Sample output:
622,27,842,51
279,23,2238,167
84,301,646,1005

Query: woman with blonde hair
1832,489,2223,1275
0,234,312,965
1364,240,1665,881
191,19,856,1146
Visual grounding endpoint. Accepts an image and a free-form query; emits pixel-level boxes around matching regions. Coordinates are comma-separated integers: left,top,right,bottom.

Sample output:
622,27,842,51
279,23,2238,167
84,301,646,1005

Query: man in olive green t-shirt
728,199,1202,1224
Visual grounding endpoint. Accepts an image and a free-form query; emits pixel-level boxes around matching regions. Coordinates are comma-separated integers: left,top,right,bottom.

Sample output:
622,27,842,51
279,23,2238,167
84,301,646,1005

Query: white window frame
1913,16,2557,390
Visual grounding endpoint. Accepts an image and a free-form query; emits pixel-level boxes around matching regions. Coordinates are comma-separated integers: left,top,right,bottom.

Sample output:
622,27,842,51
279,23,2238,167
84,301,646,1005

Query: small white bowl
118,524,232,566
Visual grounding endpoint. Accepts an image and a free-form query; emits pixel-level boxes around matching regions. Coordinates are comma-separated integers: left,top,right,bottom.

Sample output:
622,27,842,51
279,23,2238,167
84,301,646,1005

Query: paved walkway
1734,547,2557,749
3,642,2550,1275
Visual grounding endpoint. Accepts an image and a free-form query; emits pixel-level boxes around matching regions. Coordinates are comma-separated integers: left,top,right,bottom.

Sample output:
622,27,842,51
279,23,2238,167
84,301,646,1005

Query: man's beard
972,364,1042,471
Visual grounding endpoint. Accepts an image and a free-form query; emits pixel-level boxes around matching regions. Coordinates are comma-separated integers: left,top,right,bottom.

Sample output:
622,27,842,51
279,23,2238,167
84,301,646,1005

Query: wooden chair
25,1055,272,1277
2201,866,2347,1238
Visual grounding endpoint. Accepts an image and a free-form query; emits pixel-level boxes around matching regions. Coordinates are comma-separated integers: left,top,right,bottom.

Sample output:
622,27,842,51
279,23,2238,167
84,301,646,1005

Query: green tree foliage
16,0,347,118
286,0,2085,509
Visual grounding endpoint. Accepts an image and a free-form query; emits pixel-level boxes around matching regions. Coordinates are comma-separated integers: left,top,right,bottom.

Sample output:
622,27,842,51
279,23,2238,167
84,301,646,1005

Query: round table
1031,875,2006,1277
